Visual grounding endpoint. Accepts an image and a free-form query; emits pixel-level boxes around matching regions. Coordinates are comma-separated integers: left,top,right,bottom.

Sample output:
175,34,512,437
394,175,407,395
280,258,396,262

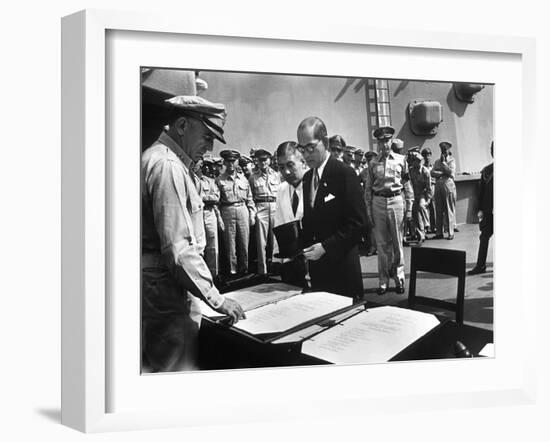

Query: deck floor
359,223,494,330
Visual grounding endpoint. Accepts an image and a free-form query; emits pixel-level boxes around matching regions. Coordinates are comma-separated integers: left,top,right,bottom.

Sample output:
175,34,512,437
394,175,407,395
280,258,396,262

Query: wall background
200,72,493,174
0,1,547,441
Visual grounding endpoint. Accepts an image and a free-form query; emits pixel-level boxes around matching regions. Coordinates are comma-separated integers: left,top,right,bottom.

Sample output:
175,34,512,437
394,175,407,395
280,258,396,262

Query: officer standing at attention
141,95,245,372
249,148,281,274
468,141,494,275
431,141,457,240
196,155,224,279
353,148,365,175
216,150,256,276
421,147,437,233
408,151,433,243
364,126,413,295
359,150,379,256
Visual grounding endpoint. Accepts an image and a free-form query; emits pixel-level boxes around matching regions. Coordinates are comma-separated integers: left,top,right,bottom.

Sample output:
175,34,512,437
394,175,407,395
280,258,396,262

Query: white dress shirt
274,181,304,227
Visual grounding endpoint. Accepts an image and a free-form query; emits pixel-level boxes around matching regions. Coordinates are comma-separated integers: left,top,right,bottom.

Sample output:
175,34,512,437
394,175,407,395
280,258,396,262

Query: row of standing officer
196,148,281,279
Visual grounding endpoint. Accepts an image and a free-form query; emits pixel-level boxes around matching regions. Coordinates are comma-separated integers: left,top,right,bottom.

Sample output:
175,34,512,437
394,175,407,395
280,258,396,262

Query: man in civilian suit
298,117,367,300
468,141,494,275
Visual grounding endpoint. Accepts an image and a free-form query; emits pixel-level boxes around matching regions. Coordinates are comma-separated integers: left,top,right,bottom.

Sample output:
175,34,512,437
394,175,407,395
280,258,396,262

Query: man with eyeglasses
298,117,367,301
364,125,413,295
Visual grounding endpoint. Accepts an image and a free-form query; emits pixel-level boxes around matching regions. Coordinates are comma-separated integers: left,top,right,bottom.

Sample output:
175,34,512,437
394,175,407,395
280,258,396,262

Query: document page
232,292,352,335
272,305,366,344
199,282,302,318
301,306,440,364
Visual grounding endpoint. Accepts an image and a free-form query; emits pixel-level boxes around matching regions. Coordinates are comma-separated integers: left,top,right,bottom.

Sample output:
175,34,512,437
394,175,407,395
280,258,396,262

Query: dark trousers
475,213,493,269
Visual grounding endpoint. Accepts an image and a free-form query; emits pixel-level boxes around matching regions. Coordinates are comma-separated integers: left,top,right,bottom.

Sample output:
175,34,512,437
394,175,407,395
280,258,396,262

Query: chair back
408,247,466,324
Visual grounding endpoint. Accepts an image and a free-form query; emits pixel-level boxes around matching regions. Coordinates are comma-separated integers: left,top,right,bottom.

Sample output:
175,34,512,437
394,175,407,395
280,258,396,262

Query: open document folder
300,306,440,364
199,284,352,335
198,282,303,318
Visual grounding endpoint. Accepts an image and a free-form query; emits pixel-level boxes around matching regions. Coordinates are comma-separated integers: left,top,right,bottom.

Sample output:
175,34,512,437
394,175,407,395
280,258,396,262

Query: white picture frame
61,9,537,433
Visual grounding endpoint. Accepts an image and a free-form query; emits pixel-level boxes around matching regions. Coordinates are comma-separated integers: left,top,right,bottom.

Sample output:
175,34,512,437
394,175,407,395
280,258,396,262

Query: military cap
329,135,346,151
409,151,423,162
354,148,365,157
365,150,378,159
421,147,432,156
213,157,223,166
391,138,404,150
373,125,395,140
164,95,227,144
343,145,358,153
439,141,452,149
238,155,252,168
202,153,214,164
220,149,241,161
407,145,421,154
254,148,272,159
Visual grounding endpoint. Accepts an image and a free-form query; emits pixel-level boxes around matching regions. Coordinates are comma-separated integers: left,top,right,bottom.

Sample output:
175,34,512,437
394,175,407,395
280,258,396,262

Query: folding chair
408,247,466,324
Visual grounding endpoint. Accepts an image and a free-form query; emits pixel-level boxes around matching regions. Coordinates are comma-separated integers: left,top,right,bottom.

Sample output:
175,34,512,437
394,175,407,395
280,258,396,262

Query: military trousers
372,194,405,288
434,179,456,235
203,207,219,277
220,204,250,274
141,260,201,373
255,201,277,274
412,197,430,240
475,213,493,269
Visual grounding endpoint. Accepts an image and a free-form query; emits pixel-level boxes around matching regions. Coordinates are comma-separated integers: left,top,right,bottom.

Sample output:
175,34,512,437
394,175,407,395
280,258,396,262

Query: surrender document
199,282,302,318
232,292,352,335
301,306,440,364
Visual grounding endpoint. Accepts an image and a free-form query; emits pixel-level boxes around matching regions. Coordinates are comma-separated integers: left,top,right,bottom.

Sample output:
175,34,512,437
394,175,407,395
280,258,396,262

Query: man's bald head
297,116,328,144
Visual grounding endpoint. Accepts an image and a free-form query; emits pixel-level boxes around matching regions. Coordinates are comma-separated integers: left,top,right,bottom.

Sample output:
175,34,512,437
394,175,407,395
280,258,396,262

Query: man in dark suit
298,117,367,300
468,141,494,275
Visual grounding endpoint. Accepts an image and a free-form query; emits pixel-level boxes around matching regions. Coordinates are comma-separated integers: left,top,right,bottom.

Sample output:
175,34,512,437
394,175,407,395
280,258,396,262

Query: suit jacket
477,163,493,214
302,157,367,298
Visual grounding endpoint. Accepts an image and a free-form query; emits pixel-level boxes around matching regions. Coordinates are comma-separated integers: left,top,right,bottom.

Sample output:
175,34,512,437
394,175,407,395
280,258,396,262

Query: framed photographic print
62,9,536,433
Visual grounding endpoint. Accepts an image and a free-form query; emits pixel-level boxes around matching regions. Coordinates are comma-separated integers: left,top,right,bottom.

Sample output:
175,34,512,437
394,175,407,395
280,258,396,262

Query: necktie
313,168,319,190
311,168,319,207
292,188,299,216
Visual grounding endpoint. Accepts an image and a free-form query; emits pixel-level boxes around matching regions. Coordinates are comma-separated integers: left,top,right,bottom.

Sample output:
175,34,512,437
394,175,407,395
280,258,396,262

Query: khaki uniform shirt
363,151,414,215
141,132,224,309
409,165,433,201
248,167,281,201
216,172,256,214
199,175,221,206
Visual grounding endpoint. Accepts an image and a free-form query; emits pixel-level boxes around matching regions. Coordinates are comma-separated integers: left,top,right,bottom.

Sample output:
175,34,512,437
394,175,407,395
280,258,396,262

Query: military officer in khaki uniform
141,94,244,373
216,149,256,275
431,141,457,240
353,148,365,175
408,151,433,242
249,148,281,274
364,126,413,295
195,155,224,278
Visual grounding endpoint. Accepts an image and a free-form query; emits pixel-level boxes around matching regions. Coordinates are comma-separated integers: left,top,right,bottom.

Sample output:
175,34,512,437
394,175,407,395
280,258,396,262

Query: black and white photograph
140,68,494,373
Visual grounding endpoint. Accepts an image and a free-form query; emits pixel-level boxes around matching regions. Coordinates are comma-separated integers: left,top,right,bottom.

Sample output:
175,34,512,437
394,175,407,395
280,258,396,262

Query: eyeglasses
297,139,322,153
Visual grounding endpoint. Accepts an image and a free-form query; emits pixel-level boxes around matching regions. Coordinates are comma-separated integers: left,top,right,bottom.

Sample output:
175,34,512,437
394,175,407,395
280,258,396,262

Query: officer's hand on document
216,298,246,325
303,243,326,262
